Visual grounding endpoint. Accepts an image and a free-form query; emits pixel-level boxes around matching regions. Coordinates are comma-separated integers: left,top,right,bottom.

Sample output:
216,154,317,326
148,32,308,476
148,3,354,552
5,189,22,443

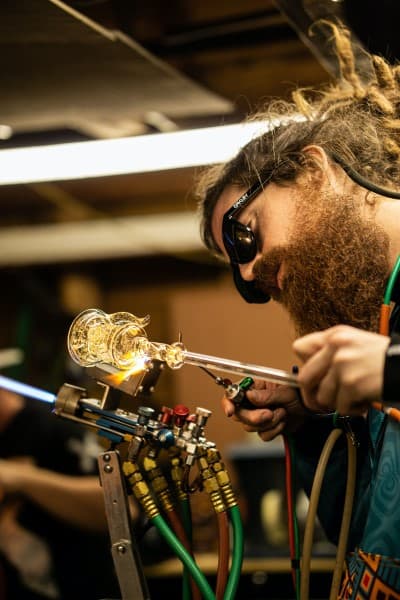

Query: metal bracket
98,450,151,600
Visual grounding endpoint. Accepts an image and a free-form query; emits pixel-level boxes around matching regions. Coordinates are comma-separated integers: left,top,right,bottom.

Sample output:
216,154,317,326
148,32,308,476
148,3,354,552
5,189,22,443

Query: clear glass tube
181,350,297,387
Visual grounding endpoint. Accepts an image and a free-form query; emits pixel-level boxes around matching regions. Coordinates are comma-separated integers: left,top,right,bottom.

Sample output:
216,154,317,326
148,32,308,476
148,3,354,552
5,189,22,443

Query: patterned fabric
339,549,400,599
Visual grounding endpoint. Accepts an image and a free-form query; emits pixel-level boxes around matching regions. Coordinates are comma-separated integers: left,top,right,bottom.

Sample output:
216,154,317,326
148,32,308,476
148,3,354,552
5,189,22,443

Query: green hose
180,498,193,600
384,255,400,304
151,513,216,600
181,497,193,543
223,506,244,600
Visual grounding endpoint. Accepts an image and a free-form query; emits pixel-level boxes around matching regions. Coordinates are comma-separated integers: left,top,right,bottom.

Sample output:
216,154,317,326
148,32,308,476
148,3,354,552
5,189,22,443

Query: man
196,23,400,598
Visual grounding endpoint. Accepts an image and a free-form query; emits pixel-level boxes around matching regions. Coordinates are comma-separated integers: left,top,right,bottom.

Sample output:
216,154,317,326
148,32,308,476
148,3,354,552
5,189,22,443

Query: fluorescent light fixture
0,212,202,266
0,120,272,185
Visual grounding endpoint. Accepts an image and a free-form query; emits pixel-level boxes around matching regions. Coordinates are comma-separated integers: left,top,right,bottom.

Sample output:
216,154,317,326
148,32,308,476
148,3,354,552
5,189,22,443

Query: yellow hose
329,433,356,600
300,428,357,600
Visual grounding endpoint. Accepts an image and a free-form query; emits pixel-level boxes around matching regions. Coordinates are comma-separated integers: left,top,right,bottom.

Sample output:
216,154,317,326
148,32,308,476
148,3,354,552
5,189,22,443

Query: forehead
210,185,248,253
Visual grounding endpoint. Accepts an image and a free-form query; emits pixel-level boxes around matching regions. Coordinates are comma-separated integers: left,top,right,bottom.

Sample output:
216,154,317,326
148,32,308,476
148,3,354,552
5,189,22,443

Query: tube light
0,121,272,185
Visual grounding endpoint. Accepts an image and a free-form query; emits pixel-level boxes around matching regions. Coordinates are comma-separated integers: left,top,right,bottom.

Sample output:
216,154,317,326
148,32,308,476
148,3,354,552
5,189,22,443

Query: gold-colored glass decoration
67,308,185,370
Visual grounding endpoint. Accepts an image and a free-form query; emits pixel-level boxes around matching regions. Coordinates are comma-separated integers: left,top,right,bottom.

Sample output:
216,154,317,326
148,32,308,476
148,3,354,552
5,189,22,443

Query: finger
297,344,337,390
258,421,286,442
246,384,291,408
313,368,339,412
246,387,275,406
221,396,236,417
251,380,278,393
240,407,286,430
336,392,370,417
292,330,329,361
335,383,370,417
238,407,275,427
230,410,271,427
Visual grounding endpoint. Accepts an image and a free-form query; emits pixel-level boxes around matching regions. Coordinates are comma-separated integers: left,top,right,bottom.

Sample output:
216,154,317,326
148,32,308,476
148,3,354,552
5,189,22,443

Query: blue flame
0,375,56,404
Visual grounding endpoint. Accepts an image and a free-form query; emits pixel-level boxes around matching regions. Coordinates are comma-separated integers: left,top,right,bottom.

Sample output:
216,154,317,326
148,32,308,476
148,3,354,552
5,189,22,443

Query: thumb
293,330,329,362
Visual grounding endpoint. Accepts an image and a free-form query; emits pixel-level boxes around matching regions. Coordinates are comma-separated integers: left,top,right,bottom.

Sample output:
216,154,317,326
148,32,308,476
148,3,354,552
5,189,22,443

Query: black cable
330,151,400,199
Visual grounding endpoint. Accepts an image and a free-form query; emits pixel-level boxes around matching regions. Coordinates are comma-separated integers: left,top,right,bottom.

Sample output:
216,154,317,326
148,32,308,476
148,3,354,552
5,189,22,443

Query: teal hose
151,513,216,600
181,497,193,543
223,506,244,600
384,255,400,304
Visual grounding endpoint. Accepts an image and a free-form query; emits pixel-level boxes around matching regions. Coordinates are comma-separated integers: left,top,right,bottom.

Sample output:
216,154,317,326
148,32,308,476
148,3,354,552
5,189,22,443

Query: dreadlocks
196,22,400,257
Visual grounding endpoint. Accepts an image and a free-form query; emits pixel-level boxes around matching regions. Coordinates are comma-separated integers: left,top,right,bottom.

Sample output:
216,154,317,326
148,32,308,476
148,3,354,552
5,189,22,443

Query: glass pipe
181,350,297,386
67,309,298,387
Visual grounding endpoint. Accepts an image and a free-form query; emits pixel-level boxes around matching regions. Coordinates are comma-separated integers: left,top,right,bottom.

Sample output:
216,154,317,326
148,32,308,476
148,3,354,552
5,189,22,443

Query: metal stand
98,450,151,600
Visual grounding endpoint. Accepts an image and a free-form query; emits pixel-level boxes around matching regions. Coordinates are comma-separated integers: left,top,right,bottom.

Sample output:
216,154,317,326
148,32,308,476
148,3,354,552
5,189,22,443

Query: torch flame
106,353,149,385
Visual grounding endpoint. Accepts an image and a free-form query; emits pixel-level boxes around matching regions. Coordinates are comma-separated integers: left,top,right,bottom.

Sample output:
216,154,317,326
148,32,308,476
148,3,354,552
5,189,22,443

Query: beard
253,187,390,336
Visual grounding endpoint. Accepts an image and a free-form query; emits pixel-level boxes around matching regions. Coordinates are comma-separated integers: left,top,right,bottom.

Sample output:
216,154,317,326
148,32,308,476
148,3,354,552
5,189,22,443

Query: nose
238,257,258,281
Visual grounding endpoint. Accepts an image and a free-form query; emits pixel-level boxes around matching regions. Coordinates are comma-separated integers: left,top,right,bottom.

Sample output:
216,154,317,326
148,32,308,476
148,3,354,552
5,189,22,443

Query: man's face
212,180,390,336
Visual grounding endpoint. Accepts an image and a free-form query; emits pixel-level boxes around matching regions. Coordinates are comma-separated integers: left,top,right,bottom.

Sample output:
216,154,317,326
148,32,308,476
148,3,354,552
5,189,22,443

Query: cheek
258,189,297,252
260,213,294,253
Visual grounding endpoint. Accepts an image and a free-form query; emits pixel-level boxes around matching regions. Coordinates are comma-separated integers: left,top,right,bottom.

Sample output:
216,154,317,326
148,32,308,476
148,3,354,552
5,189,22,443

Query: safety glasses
222,177,270,264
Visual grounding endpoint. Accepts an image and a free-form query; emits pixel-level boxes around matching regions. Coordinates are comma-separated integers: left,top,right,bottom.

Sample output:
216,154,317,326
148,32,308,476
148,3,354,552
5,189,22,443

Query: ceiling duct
0,0,233,141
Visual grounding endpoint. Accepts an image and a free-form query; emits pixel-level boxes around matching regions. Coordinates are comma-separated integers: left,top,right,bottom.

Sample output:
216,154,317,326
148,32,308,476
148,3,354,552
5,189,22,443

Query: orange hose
167,507,202,600
373,303,400,421
372,401,400,423
379,304,391,336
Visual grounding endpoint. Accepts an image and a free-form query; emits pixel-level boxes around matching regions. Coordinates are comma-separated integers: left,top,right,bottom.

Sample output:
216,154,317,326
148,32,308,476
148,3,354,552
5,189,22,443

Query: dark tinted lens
232,263,270,303
224,220,257,264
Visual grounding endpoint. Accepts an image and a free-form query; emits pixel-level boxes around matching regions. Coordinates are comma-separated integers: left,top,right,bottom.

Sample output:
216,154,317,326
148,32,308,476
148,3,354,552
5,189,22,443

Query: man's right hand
221,380,308,441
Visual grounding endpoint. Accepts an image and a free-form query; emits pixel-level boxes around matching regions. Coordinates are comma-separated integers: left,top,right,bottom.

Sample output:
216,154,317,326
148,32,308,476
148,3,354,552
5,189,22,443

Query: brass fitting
142,454,175,513
169,453,188,502
207,448,238,509
122,461,159,519
197,453,226,514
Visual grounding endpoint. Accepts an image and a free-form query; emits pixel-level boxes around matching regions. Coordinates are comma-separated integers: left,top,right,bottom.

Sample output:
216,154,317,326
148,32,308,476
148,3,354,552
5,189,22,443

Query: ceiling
0,0,394,268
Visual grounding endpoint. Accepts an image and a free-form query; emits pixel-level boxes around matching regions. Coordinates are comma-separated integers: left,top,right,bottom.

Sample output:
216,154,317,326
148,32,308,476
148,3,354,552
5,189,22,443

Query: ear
302,144,329,169
301,145,344,193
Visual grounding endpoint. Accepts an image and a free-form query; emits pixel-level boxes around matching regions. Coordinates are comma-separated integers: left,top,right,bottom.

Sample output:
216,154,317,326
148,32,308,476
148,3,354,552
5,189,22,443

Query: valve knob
195,407,212,427
156,428,175,448
137,405,155,425
159,406,174,425
173,404,189,427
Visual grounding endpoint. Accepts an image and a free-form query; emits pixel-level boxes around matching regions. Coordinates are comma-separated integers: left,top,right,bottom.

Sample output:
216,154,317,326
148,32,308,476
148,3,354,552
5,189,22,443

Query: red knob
173,404,189,426
160,406,173,425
